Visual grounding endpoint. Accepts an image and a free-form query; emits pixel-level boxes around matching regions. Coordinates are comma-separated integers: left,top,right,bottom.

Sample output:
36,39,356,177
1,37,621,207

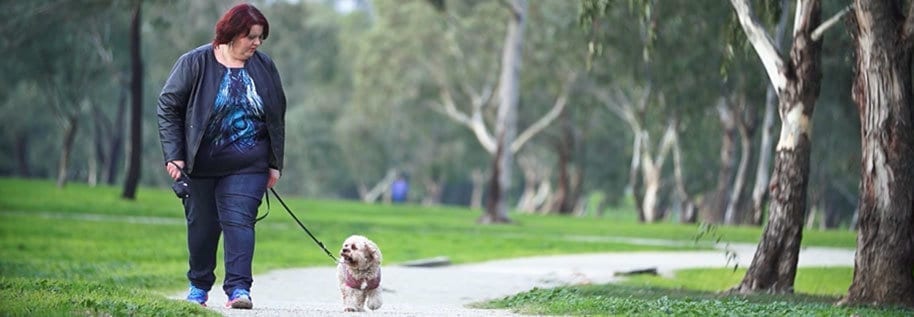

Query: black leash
268,187,338,264
169,162,333,262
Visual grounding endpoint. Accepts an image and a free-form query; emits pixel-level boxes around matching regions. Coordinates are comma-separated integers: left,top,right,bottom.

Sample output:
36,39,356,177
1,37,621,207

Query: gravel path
173,243,855,316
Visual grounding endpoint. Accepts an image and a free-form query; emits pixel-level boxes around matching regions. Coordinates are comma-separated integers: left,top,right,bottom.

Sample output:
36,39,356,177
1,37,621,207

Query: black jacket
157,44,286,174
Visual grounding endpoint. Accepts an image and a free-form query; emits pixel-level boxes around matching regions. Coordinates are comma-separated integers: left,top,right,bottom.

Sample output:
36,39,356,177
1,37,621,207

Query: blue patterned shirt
193,68,269,176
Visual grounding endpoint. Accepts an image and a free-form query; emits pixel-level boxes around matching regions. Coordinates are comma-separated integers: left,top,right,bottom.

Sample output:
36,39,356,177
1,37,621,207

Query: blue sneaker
186,285,208,306
226,289,253,309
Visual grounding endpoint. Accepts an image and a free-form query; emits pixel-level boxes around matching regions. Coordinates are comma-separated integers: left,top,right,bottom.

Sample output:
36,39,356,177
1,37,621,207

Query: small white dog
337,235,383,312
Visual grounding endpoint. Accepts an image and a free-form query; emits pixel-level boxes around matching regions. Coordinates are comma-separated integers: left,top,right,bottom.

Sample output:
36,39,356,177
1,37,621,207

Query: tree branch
729,0,788,93
511,72,577,153
653,119,677,169
588,84,640,131
811,5,851,41
425,61,497,153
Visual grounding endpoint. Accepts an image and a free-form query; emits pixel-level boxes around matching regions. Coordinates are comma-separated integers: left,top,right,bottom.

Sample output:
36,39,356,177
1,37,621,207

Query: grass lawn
0,177,897,316
477,263,910,316
476,283,913,316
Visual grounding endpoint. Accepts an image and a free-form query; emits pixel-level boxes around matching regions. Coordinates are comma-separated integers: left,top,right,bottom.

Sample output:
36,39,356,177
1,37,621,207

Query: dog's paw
343,307,363,312
366,294,382,310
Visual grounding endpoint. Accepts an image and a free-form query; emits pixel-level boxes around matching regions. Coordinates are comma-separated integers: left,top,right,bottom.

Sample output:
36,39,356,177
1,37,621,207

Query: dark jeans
183,172,268,296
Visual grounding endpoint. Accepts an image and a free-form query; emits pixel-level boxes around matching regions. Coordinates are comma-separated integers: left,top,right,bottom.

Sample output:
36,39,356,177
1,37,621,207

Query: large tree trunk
750,0,791,226
482,143,511,223
841,0,914,308
730,0,822,294
121,1,142,200
480,0,526,224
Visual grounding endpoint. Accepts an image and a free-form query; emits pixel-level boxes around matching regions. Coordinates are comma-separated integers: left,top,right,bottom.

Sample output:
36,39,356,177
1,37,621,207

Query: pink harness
344,269,381,290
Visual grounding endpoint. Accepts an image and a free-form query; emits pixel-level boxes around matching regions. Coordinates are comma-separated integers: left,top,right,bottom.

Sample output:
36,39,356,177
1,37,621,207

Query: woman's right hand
166,160,186,181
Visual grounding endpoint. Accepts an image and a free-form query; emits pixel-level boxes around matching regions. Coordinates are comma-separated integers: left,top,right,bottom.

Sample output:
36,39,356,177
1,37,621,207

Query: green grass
0,177,870,315
621,267,854,296
0,278,212,316
477,284,912,316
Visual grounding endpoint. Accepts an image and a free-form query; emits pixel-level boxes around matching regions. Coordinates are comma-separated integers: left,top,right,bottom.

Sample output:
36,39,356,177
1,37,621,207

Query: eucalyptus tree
347,0,576,220
727,0,849,294
509,1,591,214
334,1,495,203
840,0,914,308
581,0,732,222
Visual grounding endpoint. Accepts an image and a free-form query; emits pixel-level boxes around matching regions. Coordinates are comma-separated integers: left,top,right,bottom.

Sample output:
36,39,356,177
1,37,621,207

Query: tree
416,0,576,222
581,0,730,223
479,0,526,223
839,0,914,308
727,0,847,294
121,0,142,199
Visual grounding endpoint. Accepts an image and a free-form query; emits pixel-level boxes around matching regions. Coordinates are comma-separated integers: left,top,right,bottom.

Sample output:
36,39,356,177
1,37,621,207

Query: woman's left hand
268,168,281,189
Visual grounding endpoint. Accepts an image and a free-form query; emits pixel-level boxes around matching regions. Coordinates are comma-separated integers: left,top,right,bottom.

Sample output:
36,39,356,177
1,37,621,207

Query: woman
157,3,285,309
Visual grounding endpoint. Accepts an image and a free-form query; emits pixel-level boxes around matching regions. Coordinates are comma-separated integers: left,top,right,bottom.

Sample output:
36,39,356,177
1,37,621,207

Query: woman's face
232,24,264,60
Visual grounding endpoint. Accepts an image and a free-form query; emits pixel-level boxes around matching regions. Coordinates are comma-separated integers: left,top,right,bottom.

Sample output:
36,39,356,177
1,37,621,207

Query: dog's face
339,235,382,269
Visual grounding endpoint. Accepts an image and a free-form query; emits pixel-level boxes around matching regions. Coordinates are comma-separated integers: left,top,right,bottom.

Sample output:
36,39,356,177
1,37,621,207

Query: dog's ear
365,241,382,264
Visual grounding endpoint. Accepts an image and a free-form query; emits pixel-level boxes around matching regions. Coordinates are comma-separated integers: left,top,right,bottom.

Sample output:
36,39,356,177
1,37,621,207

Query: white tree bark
729,0,788,93
485,0,528,222
640,121,676,222
750,0,790,225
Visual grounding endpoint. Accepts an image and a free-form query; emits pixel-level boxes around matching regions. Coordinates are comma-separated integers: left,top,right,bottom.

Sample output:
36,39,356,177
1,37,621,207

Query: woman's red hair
212,3,269,46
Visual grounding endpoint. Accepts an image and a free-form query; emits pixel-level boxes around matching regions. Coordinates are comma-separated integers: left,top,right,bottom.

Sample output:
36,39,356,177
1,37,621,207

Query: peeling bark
841,0,914,308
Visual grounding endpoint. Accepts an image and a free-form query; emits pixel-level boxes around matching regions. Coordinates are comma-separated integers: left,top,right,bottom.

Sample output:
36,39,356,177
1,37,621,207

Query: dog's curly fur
337,235,382,312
